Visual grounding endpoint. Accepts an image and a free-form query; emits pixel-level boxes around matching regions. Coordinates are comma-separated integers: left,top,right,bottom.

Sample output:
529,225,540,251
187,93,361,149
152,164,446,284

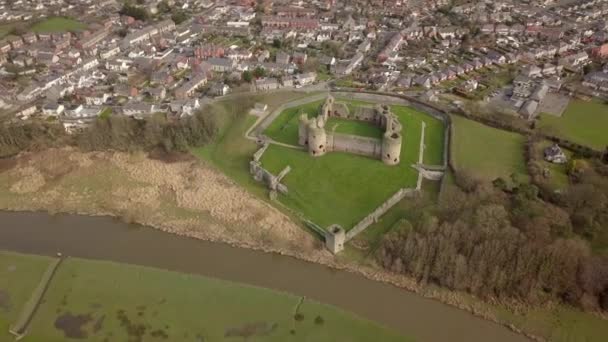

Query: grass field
263,100,323,146
30,17,86,33
193,91,317,201
0,251,52,335
0,253,409,342
0,24,13,39
326,117,384,139
539,100,608,150
261,104,444,230
451,115,527,181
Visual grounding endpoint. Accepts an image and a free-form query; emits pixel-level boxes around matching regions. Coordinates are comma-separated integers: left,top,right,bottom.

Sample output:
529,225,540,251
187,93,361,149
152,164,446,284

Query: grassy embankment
539,100,608,150
451,114,527,181
0,251,410,342
261,102,444,230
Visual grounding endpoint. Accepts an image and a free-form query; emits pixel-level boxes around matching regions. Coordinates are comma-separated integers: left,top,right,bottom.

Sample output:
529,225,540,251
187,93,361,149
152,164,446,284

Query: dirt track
0,148,325,260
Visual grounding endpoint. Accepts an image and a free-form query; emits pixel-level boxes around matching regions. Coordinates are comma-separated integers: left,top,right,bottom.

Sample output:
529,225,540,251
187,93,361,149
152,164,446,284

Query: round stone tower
307,117,327,156
381,131,402,165
298,112,309,146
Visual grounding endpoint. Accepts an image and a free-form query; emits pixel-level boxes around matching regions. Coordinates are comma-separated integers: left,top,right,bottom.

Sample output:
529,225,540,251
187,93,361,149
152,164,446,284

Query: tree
253,67,266,78
171,10,189,25
119,4,149,21
272,39,282,49
242,70,252,83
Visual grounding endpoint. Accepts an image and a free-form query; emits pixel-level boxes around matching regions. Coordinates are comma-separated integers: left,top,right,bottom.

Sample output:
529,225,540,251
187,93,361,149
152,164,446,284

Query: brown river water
0,211,529,342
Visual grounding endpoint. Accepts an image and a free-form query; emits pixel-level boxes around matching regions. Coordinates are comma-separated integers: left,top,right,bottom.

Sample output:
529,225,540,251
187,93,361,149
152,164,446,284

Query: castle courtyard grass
451,115,527,181
326,117,384,139
538,100,608,150
30,17,86,33
4,253,409,342
261,104,445,230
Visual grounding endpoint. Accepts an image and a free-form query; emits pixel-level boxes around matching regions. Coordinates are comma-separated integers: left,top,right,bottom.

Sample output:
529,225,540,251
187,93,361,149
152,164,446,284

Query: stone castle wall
299,95,402,165
329,133,382,157
345,188,417,241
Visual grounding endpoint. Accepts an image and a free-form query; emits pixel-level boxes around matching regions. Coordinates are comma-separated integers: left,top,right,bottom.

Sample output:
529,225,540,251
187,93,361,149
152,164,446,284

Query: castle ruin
298,95,403,165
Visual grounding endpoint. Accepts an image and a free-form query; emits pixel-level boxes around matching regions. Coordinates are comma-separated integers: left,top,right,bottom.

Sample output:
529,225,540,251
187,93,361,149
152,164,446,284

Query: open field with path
0,251,408,342
539,100,608,150
451,115,527,181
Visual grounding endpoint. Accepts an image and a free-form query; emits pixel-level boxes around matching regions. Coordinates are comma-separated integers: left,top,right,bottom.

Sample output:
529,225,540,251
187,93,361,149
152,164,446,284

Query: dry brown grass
0,147,323,258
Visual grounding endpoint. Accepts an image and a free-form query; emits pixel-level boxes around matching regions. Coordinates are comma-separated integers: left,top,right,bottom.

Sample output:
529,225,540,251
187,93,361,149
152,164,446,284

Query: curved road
0,211,530,342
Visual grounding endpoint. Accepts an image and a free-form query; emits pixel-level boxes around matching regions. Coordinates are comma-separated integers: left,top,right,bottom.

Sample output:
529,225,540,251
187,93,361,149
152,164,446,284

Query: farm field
261,104,444,230
451,115,527,181
30,17,86,33
0,24,13,38
539,100,608,150
0,252,409,342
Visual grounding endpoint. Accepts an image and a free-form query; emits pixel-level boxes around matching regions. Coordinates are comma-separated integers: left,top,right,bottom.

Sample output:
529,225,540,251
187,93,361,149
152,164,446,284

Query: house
293,52,307,65
114,84,139,98
151,85,169,100
295,72,316,86
276,51,290,65
169,99,200,117
519,100,539,120
521,65,542,78
253,77,280,91
174,74,207,99
84,92,111,106
15,105,37,120
209,82,229,96
512,75,534,98
544,144,567,164
41,102,65,117
122,102,159,118
592,43,608,59
64,105,103,118
207,58,235,72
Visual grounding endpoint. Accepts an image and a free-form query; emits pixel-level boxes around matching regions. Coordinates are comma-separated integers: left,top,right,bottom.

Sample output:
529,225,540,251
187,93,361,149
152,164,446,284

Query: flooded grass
22,256,409,342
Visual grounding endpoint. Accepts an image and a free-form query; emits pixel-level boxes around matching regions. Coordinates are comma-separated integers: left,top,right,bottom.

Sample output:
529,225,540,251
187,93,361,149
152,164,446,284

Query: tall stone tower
307,116,327,156
298,111,309,146
381,114,402,165
325,225,345,254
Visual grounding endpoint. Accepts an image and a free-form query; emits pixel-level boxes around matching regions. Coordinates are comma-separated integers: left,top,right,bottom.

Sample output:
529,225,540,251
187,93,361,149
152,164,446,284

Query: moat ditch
0,210,529,342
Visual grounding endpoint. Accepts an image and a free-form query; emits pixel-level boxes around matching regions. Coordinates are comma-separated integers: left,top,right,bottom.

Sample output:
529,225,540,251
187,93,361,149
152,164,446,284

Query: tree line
0,108,219,158
378,164,608,312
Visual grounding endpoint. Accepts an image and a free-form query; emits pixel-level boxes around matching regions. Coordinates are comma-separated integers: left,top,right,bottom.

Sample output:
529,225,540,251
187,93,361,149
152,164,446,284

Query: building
253,77,280,91
295,72,316,86
209,82,230,96
174,74,208,99
544,144,567,164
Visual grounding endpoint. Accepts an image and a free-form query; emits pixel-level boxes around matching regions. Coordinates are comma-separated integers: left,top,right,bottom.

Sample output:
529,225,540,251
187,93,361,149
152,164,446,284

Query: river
0,211,529,342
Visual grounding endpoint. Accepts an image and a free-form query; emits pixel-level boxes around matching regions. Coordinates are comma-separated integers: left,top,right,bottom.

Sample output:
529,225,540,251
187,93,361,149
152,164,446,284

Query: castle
297,95,403,165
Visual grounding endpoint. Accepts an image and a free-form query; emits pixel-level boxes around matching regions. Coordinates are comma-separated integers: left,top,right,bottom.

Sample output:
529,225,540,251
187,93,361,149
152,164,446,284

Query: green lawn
30,17,86,33
326,117,383,139
451,115,527,181
539,100,608,150
261,105,444,230
0,24,13,39
264,100,323,146
0,251,54,336
20,256,409,342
